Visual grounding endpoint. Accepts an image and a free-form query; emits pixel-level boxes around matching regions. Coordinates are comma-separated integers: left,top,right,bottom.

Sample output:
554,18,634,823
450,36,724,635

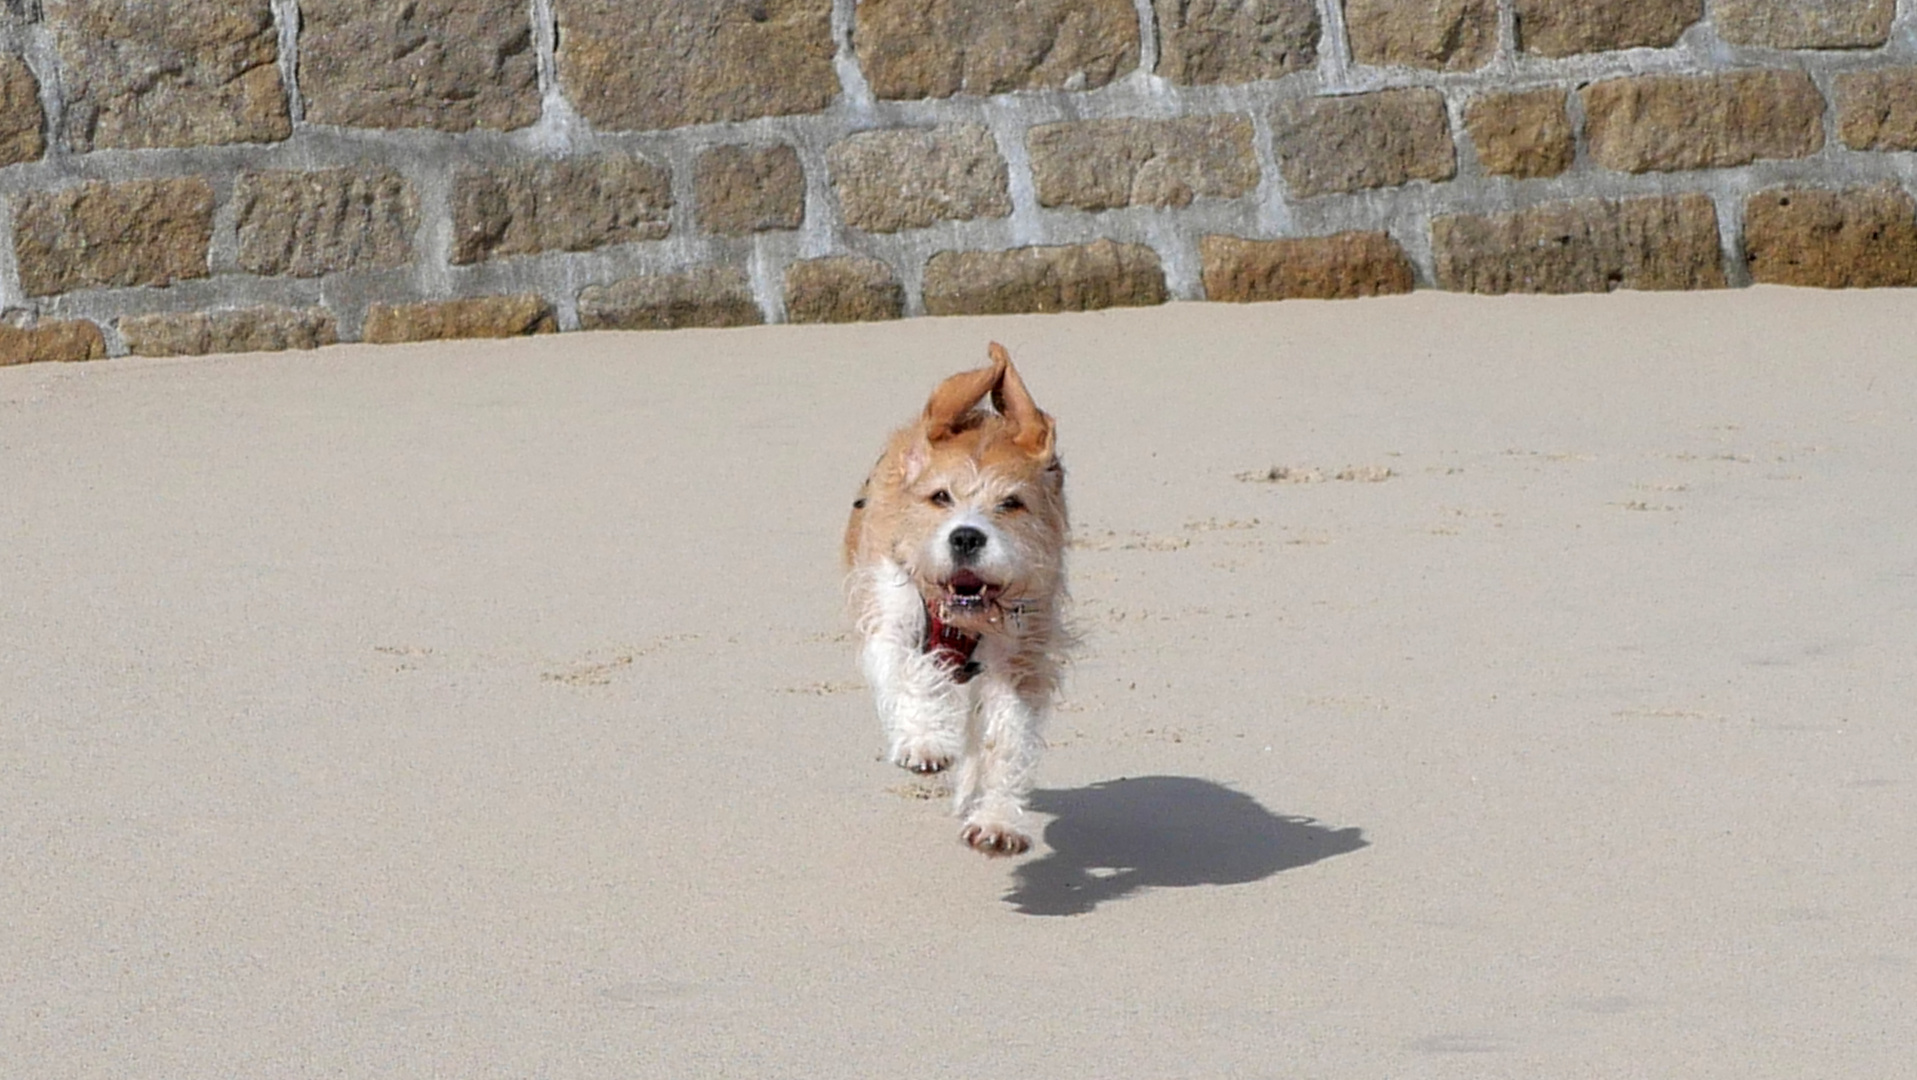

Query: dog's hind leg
955,677,1045,856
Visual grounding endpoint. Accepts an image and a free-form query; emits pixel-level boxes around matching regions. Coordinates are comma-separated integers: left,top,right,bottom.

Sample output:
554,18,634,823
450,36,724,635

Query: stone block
1200,232,1415,301
235,167,418,278
12,178,214,297
0,319,107,365
829,125,1011,233
1582,71,1824,173
1346,0,1496,72
1271,88,1455,199
1715,0,1892,49
1432,194,1726,293
1464,88,1574,178
922,239,1166,316
783,256,905,323
1745,185,1917,288
119,307,340,357
558,0,835,131
362,295,557,344
0,52,44,166
1028,115,1258,211
452,156,672,265
1836,70,1917,151
45,0,289,151
1152,0,1318,85
857,0,1138,99
1513,0,1701,56
299,0,539,132
695,144,806,237
577,268,763,331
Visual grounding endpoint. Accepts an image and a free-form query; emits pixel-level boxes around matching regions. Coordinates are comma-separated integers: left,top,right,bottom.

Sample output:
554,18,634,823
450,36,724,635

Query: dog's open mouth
940,570,1004,612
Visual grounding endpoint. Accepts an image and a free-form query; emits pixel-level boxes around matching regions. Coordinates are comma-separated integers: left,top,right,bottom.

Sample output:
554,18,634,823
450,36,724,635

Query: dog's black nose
949,526,987,560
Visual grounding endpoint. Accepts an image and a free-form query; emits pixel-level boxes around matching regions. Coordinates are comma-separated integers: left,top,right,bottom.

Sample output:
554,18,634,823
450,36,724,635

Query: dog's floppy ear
987,343,1055,461
920,348,1009,442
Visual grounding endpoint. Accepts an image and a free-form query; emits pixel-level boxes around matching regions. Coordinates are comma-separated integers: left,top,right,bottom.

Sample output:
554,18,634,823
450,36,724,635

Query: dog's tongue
949,570,987,596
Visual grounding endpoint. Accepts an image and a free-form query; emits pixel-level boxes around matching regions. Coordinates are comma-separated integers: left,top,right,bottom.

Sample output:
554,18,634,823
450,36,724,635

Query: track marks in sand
886,776,951,801
1425,505,1505,537
1612,706,1727,722
1071,516,1262,553
541,653,634,686
373,644,436,672
1237,463,1395,484
776,679,862,696
373,634,704,686
540,635,700,686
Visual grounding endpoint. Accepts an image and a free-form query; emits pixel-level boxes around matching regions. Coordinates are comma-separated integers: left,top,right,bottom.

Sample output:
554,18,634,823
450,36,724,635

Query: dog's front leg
955,675,1045,856
858,566,966,772
862,634,967,773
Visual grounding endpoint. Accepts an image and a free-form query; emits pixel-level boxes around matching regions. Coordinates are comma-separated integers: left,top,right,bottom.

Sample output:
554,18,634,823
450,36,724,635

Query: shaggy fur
844,344,1070,856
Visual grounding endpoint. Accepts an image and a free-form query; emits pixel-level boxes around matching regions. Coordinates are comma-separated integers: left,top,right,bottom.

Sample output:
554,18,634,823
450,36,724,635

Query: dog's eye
928,489,953,507
997,495,1025,513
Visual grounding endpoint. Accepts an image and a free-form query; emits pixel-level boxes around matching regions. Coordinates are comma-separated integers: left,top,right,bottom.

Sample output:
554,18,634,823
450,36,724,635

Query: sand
3,289,1913,1077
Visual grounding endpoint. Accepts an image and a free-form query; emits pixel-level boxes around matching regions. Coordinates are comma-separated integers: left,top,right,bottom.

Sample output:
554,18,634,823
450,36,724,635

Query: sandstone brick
783,256,905,324
0,52,44,166
1715,0,1892,49
1346,0,1496,72
829,125,1011,233
363,295,556,344
1583,71,1823,173
12,178,214,297
1744,185,1917,288
1152,0,1318,85
1513,0,1701,56
1028,115,1257,211
45,0,289,151
0,319,107,365
1200,232,1415,302
1836,70,1917,151
577,268,763,331
1433,194,1725,293
300,0,539,132
119,307,340,357
857,0,1138,99
452,156,671,265
1271,89,1455,199
922,240,1166,316
695,145,805,237
1465,88,1574,179
558,0,834,131
235,167,417,278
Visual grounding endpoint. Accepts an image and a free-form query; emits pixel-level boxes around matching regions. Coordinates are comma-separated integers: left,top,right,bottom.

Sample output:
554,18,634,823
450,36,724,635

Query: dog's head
847,343,1067,634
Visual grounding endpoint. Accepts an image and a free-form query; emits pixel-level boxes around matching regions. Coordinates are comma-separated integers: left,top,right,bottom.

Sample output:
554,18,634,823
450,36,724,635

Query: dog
843,343,1069,856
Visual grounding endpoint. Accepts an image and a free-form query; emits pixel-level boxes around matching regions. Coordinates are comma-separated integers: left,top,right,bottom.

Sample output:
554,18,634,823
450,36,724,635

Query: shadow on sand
1004,776,1367,916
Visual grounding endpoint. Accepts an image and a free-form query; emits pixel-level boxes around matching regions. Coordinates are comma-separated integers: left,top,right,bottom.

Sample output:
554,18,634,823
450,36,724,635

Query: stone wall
6,0,1917,361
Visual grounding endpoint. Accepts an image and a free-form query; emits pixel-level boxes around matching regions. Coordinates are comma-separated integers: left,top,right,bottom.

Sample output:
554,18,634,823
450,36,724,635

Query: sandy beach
3,289,1913,1077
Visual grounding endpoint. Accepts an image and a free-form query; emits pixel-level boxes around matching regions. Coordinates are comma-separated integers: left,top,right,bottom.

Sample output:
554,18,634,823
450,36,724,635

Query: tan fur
843,343,1070,855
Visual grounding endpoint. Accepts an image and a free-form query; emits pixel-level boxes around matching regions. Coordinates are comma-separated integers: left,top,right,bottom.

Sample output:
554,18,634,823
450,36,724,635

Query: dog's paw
890,736,954,774
960,820,1032,857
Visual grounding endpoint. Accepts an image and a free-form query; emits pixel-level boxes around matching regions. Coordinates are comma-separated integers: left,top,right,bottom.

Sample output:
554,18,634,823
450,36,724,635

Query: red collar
923,601,982,684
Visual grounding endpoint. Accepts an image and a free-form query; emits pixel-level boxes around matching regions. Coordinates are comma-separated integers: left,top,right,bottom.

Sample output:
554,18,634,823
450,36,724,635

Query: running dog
844,343,1069,856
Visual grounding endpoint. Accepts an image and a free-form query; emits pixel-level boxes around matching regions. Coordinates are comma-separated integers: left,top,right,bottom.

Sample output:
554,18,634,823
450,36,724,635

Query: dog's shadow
1005,776,1367,916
